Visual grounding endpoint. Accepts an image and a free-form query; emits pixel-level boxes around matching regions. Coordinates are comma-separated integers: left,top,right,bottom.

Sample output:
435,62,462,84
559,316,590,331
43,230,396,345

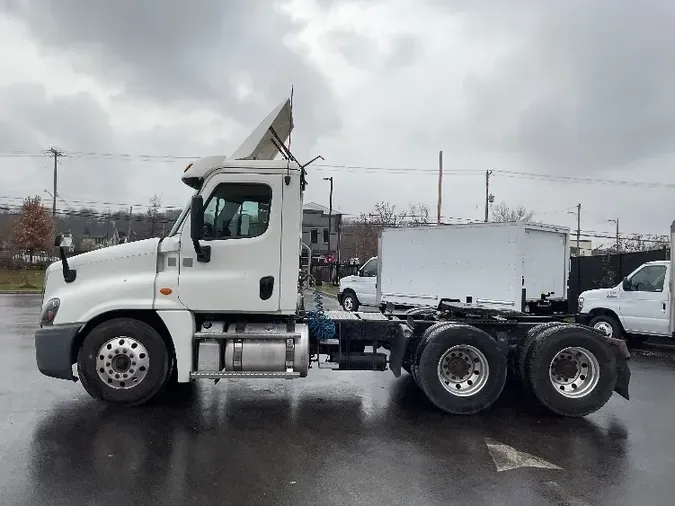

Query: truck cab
337,256,378,311
578,260,670,340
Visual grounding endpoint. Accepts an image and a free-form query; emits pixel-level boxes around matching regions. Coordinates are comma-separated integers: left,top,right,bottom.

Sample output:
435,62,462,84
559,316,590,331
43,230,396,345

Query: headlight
40,298,60,327
578,296,584,312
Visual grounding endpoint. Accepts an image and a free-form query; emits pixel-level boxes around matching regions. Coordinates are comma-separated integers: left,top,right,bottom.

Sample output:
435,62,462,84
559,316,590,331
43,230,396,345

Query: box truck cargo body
373,221,570,313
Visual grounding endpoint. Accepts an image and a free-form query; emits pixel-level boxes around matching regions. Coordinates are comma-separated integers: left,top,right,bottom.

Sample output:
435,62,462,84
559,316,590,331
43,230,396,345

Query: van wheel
413,323,507,415
588,314,623,339
342,291,359,312
526,325,617,417
77,318,170,407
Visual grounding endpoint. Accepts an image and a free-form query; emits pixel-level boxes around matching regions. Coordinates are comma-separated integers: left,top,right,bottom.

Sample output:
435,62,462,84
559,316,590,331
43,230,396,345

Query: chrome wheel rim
437,345,490,397
593,321,613,337
343,297,354,311
549,346,600,398
95,336,150,389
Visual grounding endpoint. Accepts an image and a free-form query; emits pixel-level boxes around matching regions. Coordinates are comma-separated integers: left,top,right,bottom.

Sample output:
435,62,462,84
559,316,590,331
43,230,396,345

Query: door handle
260,276,274,300
663,302,667,311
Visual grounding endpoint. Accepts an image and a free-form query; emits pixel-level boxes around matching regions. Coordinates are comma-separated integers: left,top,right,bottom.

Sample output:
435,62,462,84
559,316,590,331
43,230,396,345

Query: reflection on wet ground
2,294,675,505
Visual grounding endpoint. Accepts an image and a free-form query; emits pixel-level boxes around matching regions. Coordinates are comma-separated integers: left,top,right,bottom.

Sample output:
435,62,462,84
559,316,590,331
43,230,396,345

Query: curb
0,290,41,295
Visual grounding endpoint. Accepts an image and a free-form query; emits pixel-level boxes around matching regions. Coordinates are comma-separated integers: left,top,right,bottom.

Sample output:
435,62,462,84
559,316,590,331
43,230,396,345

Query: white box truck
338,222,570,315
35,97,629,418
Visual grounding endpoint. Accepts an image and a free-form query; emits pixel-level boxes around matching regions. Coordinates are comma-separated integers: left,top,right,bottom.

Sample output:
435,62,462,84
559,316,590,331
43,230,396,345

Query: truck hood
339,275,358,288
51,238,161,271
579,287,619,300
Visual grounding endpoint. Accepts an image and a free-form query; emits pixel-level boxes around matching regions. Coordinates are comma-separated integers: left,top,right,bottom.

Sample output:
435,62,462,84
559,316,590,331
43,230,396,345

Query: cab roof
182,98,297,189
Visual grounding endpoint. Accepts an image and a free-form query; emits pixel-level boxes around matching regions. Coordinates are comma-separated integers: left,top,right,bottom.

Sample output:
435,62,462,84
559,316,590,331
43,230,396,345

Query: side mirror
358,269,364,277
54,234,76,283
622,277,630,291
190,195,204,242
190,195,210,263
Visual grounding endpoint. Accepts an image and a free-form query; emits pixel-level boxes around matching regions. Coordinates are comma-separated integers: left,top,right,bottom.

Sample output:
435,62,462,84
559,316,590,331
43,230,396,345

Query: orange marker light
184,163,193,173
160,287,173,296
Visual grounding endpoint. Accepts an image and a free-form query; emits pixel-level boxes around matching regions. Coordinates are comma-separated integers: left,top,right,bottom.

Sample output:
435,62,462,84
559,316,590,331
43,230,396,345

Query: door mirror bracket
190,195,211,263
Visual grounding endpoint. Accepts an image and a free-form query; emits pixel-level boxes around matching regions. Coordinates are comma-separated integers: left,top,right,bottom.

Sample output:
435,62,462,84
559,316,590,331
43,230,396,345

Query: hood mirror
54,233,76,283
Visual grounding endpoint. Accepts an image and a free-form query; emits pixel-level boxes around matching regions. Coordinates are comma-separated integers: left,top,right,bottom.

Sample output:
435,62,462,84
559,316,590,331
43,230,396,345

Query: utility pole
568,204,582,255
45,147,63,218
484,170,493,222
437,150,443,225
323,176,334,282
127,206,133,240
608,218,620,251
576,203,581,254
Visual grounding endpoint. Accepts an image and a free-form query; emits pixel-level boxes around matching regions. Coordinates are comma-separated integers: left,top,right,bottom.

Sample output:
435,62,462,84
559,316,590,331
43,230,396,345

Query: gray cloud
2,0,340,153
456,1,675,173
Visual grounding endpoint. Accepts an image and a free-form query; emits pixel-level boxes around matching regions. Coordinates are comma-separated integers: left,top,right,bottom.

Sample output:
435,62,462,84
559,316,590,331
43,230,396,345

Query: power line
3,149,675,189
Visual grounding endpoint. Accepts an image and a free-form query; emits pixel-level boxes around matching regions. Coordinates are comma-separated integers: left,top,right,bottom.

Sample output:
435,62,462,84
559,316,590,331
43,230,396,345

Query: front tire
77,318,171,407
341,291,359,312
413,323,507,415
526,325,617,417
588,314,623,339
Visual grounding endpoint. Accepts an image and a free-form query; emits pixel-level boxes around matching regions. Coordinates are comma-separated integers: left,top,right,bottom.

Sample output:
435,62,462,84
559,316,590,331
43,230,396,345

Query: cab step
190,371,301,379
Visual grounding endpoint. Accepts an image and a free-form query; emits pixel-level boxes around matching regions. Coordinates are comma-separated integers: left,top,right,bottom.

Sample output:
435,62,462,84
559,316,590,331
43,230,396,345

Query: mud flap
600,335,631,401
388,323,413,378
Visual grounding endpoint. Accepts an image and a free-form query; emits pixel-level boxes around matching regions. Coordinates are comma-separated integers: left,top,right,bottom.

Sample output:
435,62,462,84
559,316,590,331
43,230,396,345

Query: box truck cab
578,260,670,341
337,257,378,311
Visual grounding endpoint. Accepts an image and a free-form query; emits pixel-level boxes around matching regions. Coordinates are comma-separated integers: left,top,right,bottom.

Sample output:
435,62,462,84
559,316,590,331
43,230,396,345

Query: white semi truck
338,222,570,314
35,98,631,417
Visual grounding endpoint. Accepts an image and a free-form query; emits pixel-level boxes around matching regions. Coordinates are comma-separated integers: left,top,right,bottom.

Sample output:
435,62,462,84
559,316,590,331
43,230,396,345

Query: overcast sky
1,0,674,245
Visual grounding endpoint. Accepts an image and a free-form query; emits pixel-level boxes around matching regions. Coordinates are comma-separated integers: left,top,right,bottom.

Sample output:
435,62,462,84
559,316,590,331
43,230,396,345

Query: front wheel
77,318,171,407
341,291,359,312
588,314,623,340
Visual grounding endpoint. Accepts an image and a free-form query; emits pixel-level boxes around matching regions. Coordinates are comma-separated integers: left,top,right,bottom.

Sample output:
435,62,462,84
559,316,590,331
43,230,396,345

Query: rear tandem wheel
412,323,508,415
525,324,618,417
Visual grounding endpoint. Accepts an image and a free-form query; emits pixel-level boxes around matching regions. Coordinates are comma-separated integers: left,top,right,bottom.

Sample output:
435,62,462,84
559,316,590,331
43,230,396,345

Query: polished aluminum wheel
95,336,150,389
549,346,600,398
437,345,490,397
592,321,613,337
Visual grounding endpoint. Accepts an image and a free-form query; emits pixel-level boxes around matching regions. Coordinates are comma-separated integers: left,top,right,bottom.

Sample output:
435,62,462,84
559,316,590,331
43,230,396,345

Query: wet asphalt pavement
2,294,675,505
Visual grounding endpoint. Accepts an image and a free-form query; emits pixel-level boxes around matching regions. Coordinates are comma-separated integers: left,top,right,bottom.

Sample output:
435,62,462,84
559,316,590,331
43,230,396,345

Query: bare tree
600,234,670,253
10,195,54,264
341,201,431,260
403,203,431,226
146,194,163,238
491,202,535,222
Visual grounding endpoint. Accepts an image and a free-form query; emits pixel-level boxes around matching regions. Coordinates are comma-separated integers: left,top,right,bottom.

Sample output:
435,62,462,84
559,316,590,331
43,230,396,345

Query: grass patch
0,268,45,291
316,283,339,297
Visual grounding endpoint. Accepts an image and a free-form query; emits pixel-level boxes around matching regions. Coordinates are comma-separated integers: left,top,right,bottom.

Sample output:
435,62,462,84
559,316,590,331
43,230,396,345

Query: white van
337,256,378,311
578,260,669,341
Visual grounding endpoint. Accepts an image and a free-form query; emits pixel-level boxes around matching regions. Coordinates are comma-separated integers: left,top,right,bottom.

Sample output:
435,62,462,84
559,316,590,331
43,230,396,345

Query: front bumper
35,323,82,381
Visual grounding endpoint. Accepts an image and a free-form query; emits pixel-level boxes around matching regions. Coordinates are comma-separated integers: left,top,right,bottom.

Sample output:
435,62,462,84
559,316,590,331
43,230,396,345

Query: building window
311,229,318,244
323,229,329,244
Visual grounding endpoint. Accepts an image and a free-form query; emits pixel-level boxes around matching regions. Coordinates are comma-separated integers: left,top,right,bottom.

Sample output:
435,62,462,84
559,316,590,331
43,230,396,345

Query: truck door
177,173,283,313
619,263,669,336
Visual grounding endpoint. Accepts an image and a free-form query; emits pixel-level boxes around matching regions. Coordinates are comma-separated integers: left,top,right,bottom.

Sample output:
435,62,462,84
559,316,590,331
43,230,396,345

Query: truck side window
202,183,272,240
361,259,378,277
626,265,667,292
